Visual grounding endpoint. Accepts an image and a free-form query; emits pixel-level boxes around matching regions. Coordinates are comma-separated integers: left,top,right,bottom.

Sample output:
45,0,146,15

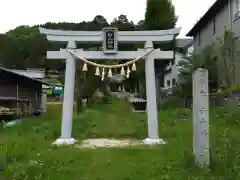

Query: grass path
0,99,240,179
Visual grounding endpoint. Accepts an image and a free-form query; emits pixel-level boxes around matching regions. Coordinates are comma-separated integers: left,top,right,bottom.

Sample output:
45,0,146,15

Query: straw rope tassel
82,63,88,71
127,66,131,74
132,63,136,71
101,68,105,81
95,67,100,76
120,67,125,76
126,66,131,78
108,69,113,77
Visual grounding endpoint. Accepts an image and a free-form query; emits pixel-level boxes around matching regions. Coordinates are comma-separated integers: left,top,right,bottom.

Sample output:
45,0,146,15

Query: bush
224,84,240,93
160,96,185,109
172,108,191,120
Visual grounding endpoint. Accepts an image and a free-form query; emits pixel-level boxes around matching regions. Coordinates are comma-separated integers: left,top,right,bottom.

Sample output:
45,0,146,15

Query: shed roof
186,0,229,36
0,66,50,86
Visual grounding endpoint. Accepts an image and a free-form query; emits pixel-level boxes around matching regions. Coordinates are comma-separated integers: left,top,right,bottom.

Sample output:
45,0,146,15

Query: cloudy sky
0,0,216,37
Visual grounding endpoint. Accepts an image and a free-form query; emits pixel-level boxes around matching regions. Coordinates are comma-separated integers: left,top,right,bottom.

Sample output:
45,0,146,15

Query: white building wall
162,45,194,92
191,0,240,85
193,0,234,52
162,53,182,91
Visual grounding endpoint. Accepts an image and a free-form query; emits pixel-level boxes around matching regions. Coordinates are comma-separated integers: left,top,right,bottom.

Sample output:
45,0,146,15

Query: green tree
3,26,51,69
0,34,10,66
134,0,178,100
177,44,218,95
144,0,178,30
215,29,240,87
111,14,135,31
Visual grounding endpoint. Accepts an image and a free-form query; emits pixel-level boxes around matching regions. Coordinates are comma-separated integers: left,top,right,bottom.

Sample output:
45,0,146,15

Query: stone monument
192,68,210,167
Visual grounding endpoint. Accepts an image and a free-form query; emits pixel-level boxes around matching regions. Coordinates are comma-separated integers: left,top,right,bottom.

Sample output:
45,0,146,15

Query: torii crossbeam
39,27,181,145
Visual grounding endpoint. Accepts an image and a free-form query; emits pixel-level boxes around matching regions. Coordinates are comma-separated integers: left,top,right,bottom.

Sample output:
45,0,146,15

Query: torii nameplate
102,27,118,54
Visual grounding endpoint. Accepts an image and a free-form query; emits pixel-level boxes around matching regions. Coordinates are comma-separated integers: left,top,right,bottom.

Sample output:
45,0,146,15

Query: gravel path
77,138,143,148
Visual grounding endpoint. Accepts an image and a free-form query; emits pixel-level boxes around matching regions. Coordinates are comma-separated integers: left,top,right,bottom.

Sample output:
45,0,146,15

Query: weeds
0,99,239,179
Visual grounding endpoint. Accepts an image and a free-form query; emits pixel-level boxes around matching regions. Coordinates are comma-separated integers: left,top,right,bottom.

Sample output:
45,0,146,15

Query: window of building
213,17,216,34
172,78,176,86
167,80,171,87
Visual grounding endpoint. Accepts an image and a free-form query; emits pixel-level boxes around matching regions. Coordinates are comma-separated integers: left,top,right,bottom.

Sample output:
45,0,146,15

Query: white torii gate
39,27,181,145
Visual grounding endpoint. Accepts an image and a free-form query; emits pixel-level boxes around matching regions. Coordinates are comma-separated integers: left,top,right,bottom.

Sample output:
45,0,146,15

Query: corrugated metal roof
0,66,50,86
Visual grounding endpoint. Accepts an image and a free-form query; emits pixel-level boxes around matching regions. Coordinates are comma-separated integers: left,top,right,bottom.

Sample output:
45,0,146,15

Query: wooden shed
0,67,49,118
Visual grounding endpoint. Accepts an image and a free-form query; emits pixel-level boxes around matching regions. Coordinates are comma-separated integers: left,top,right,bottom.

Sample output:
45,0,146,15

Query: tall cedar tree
144,0,177,30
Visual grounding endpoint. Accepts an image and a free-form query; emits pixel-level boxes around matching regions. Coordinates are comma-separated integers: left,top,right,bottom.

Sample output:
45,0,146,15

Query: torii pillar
143,41,164,144
53,41,77,145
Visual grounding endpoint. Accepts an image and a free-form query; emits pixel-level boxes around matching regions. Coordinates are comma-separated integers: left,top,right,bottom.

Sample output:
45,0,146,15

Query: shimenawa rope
65,48,154,69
